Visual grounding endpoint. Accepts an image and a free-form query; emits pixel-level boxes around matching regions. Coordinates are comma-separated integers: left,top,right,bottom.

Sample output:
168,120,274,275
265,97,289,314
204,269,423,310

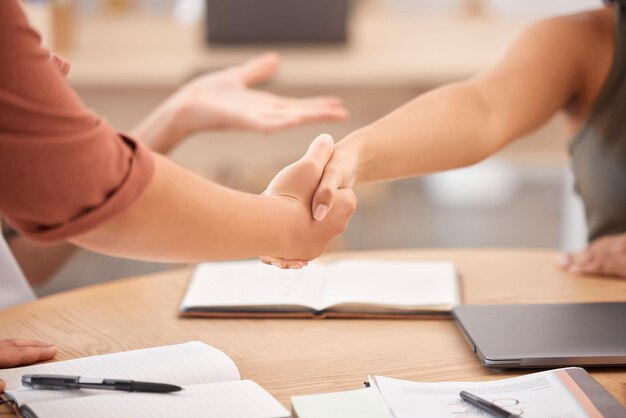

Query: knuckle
336,190,357,214
346,191,358,212
315,187,335,203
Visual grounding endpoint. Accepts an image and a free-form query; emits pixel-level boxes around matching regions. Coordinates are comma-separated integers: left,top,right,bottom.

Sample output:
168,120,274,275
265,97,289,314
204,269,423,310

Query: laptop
452,302,626,369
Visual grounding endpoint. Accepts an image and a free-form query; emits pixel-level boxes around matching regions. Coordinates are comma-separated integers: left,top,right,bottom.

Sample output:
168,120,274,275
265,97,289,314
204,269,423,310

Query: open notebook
0,342,289,418
180,259,461,318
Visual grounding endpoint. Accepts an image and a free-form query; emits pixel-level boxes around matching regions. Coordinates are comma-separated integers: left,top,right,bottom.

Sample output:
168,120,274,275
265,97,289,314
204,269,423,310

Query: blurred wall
34,0,597,294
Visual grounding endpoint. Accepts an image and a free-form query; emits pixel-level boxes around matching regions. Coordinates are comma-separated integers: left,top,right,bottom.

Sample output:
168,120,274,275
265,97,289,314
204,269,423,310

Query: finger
51,53,71,76
564,249,596,274
312,163,343,222
238,52,280,86
301,133,334,172
574,253,626,278
275,96,345,109
0,378,5,393
568,249,594,266
568,259,600,275
554,253,573,269
250,108,348,133
0,346,57,368
277,107,349,123
0,339,55,348
275,259,306,269
245,114,301,134
260,256,308,269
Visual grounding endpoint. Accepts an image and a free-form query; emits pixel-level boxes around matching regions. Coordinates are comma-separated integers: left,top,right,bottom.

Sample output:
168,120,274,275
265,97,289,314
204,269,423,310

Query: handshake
261,133,357,269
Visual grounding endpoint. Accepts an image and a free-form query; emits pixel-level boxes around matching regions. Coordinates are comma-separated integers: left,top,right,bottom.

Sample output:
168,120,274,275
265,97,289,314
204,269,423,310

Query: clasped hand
261,134,356,268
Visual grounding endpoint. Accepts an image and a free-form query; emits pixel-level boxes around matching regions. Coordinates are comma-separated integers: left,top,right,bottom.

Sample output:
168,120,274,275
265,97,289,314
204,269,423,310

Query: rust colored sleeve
0,1,154,242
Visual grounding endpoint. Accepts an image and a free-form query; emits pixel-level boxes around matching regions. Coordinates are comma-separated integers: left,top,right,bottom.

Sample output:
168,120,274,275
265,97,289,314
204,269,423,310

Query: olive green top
570,5,626,241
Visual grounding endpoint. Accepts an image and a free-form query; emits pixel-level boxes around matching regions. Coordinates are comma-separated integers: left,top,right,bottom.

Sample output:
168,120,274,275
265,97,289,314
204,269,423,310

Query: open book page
3,341,239,407
20,380,290,418
320,260,459,312
180,260,326,312
372,368,592,418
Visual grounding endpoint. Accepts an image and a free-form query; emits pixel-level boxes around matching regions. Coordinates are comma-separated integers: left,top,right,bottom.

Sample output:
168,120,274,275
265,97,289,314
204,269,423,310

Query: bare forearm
341,82,502,183
339,15,588,184
70,154,294,262
8,238,76,286
130,98,185,155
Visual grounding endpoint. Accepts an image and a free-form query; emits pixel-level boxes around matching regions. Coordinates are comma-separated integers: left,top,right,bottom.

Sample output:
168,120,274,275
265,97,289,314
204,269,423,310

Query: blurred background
23,0,602,295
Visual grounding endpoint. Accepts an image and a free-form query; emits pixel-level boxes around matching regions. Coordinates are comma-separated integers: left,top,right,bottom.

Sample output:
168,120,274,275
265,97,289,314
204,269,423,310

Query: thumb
301,133,334,171
238,52,280,86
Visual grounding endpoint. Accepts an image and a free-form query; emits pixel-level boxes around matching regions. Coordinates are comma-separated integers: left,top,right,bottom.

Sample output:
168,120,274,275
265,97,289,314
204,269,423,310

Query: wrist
160,95,192,144
335,132,363,184
132,98,186,155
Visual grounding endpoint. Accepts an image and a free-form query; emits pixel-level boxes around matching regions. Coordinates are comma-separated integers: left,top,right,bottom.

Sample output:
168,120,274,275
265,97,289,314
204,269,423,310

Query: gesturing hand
261,134,356,267
169,53,348,136
0,339,57,393
556,232,626,278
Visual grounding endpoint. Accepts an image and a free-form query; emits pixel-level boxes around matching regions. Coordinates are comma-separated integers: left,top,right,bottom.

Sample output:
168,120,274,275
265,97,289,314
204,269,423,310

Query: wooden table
1,249,625,414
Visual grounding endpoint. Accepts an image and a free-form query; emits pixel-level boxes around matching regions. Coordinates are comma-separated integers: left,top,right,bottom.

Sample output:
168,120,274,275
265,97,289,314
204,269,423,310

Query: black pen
22,375,182,394
459,390,518,418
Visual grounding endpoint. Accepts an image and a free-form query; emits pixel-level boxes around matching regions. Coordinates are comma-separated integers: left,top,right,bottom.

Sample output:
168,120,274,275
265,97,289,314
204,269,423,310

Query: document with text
372,368,625,418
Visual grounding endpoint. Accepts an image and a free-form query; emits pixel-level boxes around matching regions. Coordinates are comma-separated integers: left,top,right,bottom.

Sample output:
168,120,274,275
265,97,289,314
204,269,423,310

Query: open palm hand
170,53,348,136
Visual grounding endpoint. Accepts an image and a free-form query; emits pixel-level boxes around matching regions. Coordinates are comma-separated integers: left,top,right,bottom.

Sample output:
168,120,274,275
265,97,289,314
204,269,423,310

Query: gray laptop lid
452,302,626,369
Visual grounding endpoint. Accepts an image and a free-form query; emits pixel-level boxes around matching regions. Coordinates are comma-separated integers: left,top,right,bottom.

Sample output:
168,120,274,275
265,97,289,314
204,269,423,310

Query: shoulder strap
593,5,626,112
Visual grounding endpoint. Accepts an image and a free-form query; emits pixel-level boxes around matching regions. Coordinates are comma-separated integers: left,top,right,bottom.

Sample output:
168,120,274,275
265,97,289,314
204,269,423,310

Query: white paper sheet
21,380,289,418
182,260,325,310
321,260,459,309
3,341,239,406
373,369,590,418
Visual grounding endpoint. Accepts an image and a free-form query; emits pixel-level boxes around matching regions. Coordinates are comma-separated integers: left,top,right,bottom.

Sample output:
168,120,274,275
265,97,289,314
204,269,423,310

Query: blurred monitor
206,0,349,44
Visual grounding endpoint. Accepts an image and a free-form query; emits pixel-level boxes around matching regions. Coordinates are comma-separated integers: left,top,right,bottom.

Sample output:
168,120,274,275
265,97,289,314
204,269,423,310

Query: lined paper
21,381,289,418
3,341,239,406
